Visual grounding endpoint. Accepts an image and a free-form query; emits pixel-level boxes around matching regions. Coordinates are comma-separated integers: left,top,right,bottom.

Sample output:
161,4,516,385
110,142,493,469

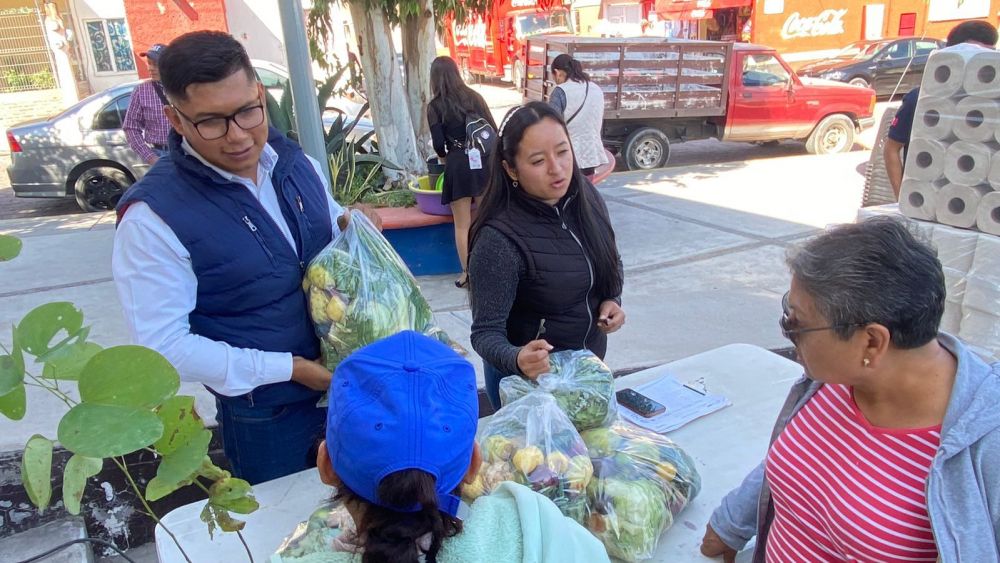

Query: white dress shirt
112,140,344,397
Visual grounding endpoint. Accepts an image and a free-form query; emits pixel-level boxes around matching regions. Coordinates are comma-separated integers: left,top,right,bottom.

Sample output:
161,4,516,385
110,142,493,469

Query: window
915,40,939,56
742,54,790,87
606,4,642,24
255,67,286,90
884,41,911,60
93,94,131,130
85,19,135,74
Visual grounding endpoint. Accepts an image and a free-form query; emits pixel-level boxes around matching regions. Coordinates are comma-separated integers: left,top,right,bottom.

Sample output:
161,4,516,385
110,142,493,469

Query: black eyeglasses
779,291,866,345
172,103,265,141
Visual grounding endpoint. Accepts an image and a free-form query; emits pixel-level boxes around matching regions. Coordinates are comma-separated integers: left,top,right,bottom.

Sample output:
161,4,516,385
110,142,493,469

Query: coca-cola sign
780,9,848,40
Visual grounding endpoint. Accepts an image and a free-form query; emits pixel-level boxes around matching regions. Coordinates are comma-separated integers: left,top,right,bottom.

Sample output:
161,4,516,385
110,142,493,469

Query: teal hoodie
709,334,1000,562
270,482,610,563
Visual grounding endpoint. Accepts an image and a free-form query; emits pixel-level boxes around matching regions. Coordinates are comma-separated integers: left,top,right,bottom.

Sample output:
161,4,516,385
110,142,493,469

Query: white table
156,343,802,562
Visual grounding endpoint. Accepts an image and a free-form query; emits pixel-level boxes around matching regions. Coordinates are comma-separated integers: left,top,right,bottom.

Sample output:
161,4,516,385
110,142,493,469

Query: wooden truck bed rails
524,36,733,119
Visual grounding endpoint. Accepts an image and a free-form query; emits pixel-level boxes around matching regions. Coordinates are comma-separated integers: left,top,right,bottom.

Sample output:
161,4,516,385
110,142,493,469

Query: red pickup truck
524,37,877,170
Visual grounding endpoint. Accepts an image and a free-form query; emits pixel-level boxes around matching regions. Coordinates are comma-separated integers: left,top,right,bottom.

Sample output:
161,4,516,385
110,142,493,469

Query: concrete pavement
0,147,870,454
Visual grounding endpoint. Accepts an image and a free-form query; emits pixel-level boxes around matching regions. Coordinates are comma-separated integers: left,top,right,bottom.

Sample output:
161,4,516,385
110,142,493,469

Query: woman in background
427,56,496,288
549,54,608,177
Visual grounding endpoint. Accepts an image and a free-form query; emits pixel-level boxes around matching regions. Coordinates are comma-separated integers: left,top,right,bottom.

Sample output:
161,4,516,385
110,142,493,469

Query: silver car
7,61,374,213
7,81,146,212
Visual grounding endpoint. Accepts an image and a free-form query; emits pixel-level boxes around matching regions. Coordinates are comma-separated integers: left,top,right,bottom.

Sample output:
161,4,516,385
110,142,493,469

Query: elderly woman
701,217,1000,563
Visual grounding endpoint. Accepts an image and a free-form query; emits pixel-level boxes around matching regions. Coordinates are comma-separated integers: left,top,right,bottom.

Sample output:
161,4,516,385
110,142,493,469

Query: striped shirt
765,383,941,562
123,80,172,164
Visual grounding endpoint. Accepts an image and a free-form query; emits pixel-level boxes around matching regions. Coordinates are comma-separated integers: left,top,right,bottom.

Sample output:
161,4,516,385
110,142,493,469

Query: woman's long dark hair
551,54,589,83
429,56,483,124
336,469,462,563
469,101,623,299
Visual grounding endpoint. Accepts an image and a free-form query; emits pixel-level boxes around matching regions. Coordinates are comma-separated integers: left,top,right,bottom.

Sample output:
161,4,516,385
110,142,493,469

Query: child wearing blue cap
277,330,609,563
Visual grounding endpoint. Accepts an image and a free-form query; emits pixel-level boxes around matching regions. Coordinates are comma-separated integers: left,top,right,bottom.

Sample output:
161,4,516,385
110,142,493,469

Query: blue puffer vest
116,128,333,407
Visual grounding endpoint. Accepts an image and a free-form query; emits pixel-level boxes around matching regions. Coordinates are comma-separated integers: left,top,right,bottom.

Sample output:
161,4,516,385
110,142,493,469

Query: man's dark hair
946,20,998,47
787,217,945,349
158,31,255,101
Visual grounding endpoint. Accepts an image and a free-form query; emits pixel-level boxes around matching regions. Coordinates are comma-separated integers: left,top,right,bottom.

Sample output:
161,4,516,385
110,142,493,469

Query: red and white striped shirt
765,383,941,562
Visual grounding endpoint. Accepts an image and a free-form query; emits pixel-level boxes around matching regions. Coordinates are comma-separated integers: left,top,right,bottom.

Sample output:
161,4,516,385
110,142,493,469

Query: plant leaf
17,303,84,357
199,503,219,540
59,403,164,458
62,454,103,515
0,354,25,396
0,234,22,261
153,396,204,456
145,428,211,501
78,345,179,409
22,434,53,511
209,477,259,514
0,384,26,420
42,341,103,381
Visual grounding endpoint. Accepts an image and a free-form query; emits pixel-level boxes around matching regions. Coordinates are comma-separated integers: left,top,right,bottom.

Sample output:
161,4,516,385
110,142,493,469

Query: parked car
6,62,374,213
796,37,944,97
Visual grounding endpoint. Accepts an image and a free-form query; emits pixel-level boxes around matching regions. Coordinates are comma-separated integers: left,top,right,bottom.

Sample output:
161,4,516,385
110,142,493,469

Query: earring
512,180,519,188
863,358,870,367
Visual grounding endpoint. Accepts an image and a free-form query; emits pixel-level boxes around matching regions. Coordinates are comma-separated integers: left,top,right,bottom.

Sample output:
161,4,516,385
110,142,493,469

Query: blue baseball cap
326,331,479,517
140,43,167,63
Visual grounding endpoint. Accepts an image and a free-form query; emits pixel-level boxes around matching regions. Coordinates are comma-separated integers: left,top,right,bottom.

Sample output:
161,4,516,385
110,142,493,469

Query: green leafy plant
1,238,259,562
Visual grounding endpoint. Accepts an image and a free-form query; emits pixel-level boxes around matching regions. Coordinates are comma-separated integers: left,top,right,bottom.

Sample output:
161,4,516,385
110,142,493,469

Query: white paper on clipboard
618,373,731,433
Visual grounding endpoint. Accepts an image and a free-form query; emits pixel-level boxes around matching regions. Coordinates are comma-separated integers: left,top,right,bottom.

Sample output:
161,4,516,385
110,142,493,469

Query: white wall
226,0,288,66
70,0,138,92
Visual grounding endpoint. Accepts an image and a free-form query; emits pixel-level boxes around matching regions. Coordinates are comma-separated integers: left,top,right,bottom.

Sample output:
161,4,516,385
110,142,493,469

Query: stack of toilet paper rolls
900,44,1000,235
858,205,999,361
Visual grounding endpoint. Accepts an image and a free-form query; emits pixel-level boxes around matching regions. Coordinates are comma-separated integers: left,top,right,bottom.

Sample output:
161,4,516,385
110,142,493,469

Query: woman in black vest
468,101,625,409
427,56,497,288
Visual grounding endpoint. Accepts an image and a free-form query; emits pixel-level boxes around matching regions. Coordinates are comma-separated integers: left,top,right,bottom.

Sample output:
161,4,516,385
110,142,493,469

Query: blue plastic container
383,222,461,275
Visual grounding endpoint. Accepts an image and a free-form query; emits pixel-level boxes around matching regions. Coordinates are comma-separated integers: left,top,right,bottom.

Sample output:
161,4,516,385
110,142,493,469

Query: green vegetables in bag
303,210,463,371
499,350,616,431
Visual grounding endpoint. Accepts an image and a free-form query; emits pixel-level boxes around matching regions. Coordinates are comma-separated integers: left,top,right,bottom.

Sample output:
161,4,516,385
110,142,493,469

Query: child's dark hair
336,469,462,563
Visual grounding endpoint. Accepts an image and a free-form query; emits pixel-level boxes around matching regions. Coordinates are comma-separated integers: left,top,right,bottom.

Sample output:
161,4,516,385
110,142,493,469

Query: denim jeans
483,362,513,411
215,395,326,485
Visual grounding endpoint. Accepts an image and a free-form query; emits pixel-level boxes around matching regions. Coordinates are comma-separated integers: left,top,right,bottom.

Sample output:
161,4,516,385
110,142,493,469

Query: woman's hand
517,340,553,379
597,300,625,333
700,523,737,562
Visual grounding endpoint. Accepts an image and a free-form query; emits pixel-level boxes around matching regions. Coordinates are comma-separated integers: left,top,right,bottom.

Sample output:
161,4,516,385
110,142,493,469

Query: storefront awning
654,0,750,17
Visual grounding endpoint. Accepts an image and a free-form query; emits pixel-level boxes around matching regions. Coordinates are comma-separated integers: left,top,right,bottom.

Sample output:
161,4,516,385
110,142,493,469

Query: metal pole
278,0,331,181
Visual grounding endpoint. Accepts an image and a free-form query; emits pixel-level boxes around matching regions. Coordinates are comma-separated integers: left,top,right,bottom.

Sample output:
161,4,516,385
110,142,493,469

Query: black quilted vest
486,191,607,359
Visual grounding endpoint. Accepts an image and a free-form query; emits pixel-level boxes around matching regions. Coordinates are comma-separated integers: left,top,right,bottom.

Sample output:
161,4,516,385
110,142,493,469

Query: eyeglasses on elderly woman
779,291,868,345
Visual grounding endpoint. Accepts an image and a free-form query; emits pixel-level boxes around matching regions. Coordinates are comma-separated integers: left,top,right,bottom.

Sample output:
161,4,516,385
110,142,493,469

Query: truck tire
805,114,855,155
623,127,670,170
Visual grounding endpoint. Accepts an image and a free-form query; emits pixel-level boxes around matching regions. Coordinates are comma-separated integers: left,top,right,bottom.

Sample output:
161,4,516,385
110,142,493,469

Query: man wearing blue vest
112,31,376,484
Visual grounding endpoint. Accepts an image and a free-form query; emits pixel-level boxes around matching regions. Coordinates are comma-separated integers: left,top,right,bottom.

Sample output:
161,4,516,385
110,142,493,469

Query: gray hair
786,216,945,349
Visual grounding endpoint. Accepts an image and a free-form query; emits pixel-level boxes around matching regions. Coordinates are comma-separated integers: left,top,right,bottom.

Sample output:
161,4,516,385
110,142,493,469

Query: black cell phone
616,388,666,418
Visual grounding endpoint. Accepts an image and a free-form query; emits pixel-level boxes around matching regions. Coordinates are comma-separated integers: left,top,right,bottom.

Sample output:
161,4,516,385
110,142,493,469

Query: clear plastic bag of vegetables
463,391,593,524
303,209,463,371
580,421,701,562
499,350,617,431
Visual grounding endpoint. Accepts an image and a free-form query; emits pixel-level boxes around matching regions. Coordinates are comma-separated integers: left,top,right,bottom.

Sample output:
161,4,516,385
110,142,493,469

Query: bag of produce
580,421,701,562
499,350,617,431
303,210,463,371
463,392,593,523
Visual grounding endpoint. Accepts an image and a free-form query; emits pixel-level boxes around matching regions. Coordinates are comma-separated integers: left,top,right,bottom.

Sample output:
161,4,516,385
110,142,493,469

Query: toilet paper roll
940,302,963,335
910,97,956,141
964,275,1000,314
899,179,941,221
988,153,1000,189
932,224,979,271
953,97,1000,142
959,305,1000,362
922,45,982,97
944,141,993,185
962,50,1000,98
904,138,948,182
976,190,1000,236
936,184,992,229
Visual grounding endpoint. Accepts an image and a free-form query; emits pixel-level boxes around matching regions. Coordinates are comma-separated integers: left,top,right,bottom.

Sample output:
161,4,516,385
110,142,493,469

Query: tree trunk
348,2,424,178
401,0,436,160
